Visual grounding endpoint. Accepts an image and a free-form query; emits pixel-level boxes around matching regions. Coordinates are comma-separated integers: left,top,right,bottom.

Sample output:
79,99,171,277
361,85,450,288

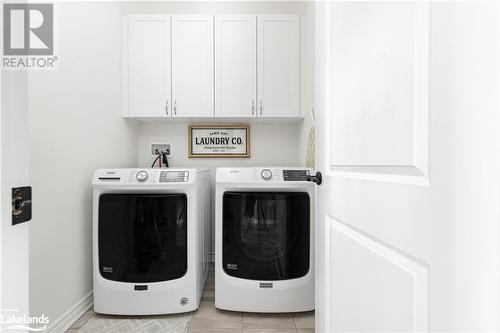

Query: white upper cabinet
257,15,300,117
215,16,257,117
172,15,214,117
124,14,300,120
126,15,171,117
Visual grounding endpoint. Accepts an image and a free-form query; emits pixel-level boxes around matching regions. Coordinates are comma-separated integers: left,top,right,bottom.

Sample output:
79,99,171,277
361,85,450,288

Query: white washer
215,167,315,313
92,168,210,315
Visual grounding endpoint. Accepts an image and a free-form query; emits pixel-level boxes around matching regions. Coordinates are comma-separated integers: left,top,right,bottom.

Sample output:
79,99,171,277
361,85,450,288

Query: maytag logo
259,282,273,288
226,263,238,270
2,3,58,69
102,266,113,273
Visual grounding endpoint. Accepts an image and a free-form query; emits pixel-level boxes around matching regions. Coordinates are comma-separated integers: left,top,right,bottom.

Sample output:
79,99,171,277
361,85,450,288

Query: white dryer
92,168,210,315
215,167,315,313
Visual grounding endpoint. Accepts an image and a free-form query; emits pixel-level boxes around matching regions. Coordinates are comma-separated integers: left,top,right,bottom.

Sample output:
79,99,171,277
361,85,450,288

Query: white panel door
215,15,256,117
127,15,171,117
257,15,299,118
315,2,500,332
172,15,214,117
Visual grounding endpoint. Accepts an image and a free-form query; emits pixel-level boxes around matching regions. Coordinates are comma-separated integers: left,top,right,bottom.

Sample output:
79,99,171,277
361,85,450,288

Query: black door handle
306,171,322,185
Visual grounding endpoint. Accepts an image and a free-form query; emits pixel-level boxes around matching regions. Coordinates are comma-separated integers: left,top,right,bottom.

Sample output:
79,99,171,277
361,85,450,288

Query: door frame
314,2,331,331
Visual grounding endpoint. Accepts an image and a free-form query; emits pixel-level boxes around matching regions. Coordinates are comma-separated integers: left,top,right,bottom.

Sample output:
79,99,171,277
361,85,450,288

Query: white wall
1,71,30,322
27,2,138,326
297,1,316,167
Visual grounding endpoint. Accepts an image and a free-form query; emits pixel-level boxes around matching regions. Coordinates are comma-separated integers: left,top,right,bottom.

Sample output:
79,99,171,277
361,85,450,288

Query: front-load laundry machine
215,167,314,313
92,168,210,315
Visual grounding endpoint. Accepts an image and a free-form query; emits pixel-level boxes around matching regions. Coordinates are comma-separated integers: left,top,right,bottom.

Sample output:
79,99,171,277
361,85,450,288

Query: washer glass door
98,193,187,283
223,192,310,280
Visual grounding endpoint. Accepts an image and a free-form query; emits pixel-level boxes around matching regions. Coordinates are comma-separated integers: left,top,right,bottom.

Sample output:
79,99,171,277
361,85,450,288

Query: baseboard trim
46,291,93,333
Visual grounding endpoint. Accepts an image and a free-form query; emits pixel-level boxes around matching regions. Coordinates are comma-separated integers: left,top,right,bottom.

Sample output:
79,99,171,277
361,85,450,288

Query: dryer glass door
98,193,187,283
223,192,310,280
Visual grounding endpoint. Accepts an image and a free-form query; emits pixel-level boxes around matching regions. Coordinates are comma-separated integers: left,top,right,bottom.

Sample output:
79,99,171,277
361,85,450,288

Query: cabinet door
172,15,214,117
257,15,300,117
215,16,257,117
127,16,171,117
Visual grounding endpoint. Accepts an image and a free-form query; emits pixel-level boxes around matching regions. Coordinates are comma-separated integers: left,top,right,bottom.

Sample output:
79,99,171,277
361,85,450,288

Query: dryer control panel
283,169,310,181
216,167,314,184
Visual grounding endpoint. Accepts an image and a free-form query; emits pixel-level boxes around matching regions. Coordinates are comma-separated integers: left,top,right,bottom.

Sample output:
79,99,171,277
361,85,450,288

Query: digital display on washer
283,170,310,181
159,171,189,182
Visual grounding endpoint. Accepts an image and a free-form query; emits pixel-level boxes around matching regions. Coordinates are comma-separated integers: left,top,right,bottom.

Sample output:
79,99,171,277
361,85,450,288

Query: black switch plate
12,186,31,225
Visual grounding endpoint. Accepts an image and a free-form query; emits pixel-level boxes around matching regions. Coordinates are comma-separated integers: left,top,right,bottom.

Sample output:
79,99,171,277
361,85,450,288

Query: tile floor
67,264,314,333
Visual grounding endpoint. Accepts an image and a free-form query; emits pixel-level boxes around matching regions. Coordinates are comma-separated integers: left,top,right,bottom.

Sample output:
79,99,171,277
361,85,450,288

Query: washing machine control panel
126,170,190,183
159,171,189,182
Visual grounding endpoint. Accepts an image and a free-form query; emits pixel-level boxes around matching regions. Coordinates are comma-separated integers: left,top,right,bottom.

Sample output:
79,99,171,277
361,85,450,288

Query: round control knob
261,169,273,181
136,170,148,182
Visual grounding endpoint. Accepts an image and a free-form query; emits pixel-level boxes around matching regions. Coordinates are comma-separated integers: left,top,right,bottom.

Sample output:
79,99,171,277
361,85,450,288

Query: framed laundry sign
189,125,250,158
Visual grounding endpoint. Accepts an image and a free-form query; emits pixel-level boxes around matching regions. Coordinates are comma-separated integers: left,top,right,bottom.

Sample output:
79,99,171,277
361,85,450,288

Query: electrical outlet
151,143,172,157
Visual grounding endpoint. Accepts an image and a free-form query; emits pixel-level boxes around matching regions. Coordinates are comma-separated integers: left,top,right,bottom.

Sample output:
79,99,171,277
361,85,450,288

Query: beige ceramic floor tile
204,280,215,291
202,289,215,300
242,313,295,329
293,311,315,328
242,329,298,333
188,315,241,330
296,329,314,333
187,328,242,333
189,301,242,329
76,312,192,333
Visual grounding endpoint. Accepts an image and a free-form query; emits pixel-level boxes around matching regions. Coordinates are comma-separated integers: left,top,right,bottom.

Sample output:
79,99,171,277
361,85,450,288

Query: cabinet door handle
259,100,263,115
174,101,177,115
252,100,255,115
165,100,169,115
